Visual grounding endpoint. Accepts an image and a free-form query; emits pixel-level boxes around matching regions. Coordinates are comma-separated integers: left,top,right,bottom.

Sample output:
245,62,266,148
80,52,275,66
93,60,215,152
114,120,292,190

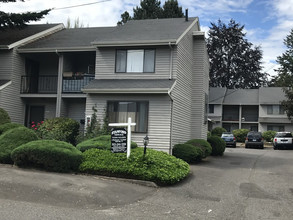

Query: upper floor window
209,104,214,114
116,49,155,73
267,105,284,115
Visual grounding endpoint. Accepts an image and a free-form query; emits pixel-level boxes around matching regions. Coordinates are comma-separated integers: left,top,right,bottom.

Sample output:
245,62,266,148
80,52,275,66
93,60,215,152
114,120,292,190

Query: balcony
20,75,95,94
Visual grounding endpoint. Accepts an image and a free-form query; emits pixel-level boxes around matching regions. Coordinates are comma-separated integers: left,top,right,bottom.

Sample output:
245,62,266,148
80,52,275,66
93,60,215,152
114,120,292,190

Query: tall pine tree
0,0,50,29
117,0,183,25
207,19,267,89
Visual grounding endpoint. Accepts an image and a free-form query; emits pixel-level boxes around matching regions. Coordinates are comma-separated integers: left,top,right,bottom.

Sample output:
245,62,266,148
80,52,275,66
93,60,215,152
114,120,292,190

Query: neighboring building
208,87,293,132
0,17,209,153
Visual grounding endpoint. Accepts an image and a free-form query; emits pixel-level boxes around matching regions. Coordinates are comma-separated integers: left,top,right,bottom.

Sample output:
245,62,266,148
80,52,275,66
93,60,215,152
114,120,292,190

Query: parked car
221,132,236,148
245,131,264,149
273,132,293,150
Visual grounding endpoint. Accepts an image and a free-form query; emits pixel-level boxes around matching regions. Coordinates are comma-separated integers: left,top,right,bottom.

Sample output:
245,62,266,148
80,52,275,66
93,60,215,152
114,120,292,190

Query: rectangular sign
111,128,127,153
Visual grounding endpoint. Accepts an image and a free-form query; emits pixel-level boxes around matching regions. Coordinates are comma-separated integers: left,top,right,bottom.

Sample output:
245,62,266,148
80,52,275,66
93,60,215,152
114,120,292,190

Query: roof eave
176,17,199,45
91,40,177,47
17,46,96,53
82,88,170,94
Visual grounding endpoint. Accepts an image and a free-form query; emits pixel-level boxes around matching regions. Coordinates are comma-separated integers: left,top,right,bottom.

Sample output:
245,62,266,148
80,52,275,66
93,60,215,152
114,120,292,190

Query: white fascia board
193,31,205,39
0,81,11,91
92,40,177,47
82,88,169,94
8,24,65,50
18,46,96,53
176,17,199,45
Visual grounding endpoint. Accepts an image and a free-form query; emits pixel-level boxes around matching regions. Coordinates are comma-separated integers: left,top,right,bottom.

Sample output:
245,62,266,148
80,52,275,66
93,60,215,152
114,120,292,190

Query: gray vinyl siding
86,94,172,152
0,49,25,124
170,26,195,146
191,39,209,139
64,98,86,131
0,50,13,80
95,46,171,79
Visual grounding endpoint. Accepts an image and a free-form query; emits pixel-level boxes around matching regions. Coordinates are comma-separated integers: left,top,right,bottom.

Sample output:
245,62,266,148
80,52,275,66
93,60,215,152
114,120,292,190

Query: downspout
168,42,173,80
168,81,176,155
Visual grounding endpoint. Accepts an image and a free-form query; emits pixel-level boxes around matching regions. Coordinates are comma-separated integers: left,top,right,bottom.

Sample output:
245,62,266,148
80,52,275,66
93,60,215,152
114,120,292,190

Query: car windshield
222,134,233,137
276,133,292,137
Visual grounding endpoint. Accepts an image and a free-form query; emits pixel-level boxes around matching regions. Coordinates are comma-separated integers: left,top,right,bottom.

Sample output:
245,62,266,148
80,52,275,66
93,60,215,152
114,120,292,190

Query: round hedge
0,127,39,164
262,130,277,142
79,147,190,185
232,129,250,142
207,136,226,156
77,135,138,152
11,140,82,172
211,127,227,137
0,108,11,125
37,117,80,145
172,143,204,163
185,139,212,158
0,123,25,136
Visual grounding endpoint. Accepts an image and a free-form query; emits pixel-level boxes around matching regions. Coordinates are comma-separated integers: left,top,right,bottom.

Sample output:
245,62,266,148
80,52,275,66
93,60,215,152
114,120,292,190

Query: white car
273,132,293,150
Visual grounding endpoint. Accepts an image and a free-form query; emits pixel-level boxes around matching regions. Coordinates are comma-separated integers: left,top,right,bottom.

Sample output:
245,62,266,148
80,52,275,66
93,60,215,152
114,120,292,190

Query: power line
53,0,111,10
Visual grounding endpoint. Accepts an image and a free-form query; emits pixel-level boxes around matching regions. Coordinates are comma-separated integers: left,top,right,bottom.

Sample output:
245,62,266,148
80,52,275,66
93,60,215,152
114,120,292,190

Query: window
209,104,214,114
108,101,148,132
267,125,285,132
267,105,285,115
116,49,155,73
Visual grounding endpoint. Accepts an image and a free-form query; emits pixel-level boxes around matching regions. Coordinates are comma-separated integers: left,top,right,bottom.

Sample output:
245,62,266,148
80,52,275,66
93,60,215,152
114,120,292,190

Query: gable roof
0,24,64,50
92,17,198,47
259,87,286,104
209,87,227,104
18,27,115,53
83,79,175,94
223,89,259,105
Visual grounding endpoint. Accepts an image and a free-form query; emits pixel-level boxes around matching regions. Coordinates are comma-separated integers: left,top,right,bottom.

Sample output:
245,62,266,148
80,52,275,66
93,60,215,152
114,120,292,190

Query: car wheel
273,145,278,150
245,144,248,148
233,144,236,148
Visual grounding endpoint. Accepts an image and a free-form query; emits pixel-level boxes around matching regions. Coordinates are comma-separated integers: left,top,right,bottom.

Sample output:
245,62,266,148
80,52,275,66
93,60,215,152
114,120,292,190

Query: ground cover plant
0,127,39,164
0,108,10,125
77,135,137,152
172,143,204,163
11,140,83,172
0,123,24,135
79,147,190,185
207,135,226,156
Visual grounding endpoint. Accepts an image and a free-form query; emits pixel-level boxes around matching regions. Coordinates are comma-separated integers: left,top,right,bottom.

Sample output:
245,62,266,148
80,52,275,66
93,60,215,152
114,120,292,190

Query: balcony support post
239,105,242,129
56,54,64,117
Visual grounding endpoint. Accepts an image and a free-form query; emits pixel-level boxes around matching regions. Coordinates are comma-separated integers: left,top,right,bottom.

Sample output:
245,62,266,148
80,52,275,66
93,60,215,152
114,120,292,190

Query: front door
25,105,45,127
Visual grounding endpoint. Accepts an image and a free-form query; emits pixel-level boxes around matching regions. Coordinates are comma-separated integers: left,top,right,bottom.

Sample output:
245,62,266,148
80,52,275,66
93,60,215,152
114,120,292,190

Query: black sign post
111,128,127,153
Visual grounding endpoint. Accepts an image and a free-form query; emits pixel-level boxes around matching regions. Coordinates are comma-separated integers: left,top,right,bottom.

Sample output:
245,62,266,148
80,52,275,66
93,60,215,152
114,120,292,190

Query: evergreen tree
207,19,267,89
274,29,293,119
162,0,184,18
0,0,50,29
117,0,184,25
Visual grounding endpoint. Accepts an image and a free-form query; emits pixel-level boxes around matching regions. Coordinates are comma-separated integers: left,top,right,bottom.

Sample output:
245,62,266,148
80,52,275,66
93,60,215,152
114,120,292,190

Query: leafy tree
0,0,50,29
270,28,293,87
207,19,267,89
117,0,183,25
66,17,85,28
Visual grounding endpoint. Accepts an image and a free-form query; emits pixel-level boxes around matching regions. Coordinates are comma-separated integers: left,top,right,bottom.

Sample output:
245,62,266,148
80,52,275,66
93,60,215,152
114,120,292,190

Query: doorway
25,105,45,127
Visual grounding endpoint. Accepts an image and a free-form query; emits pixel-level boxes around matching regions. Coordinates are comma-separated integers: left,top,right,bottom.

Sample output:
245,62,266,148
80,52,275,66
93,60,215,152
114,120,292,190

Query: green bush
207,136,226,156
79,147,190,185
37,117,79,145
0,123,25,136
211,127,227,137
0,108,11,125
207,131,211,138
172,143,204,163
232,129,249,142
76,135,137,152
11,140,82,172
185,139,212,158
262,130,277,142
0,127,39,164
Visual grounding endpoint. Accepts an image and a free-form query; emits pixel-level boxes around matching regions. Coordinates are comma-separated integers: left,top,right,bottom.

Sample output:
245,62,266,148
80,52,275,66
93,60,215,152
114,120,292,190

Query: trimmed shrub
207,131,211,138
185,139,212,158
11,140,82,172
0,127,39,164
172,143,204,163
37,117,79,145
0,123,25,135
211,127,227,137
0,108,11,125
233,129,250,142
207,136,226,156
262,130,277,142
76,135,138,152
79,147,190,185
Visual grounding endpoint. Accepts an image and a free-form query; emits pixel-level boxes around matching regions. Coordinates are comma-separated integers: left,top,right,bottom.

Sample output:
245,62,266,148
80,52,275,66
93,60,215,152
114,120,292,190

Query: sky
2,0,293,77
